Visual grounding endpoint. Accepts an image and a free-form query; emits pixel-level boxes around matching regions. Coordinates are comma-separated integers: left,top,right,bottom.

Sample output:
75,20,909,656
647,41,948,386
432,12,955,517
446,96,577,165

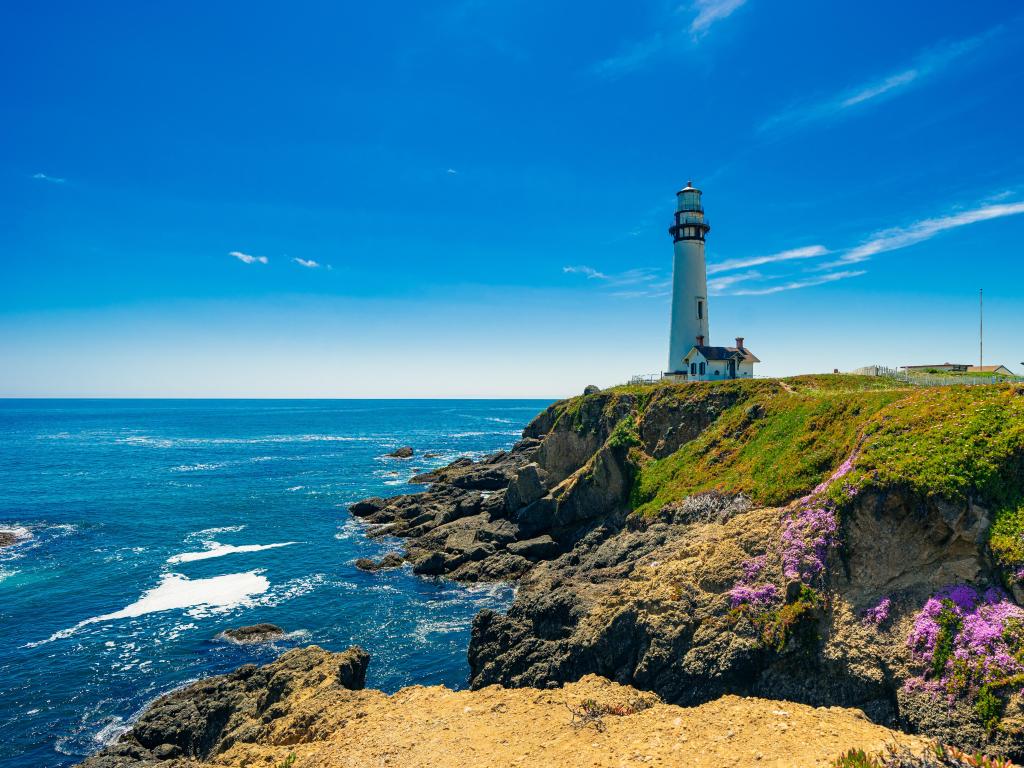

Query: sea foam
167,541,297,564
26,571,270,647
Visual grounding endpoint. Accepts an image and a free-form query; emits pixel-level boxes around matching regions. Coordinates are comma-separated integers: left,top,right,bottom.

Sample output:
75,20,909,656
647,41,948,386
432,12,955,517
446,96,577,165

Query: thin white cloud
230,251,268,265
293,258,320,269
827,201,1024,268
760,29,993,132
563,265,609,280
707,245,829,275
729,270,866,296
446,168,458,175
691,0,748,35
708,270,761,295
593,0,747,77
32,172,66,184
592,34,668,77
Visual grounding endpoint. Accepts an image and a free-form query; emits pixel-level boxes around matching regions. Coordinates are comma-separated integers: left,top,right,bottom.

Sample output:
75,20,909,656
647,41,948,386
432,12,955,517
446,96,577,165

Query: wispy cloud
728,270,866,296
592,0,748,77
707,245,828,275
825,201,1024,268
691,0,748,35
293,258,320,268
563,265,609,280
230,251,268,265
707,270,761,294
32,172,66,184
760,29,993,132
446,168,458,175
563,264,669,296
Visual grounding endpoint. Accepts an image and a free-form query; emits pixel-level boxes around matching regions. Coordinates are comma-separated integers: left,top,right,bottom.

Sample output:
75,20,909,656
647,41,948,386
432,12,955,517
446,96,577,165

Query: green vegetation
631,377,906,513
931,600,962,678
276,754,297,768
554,376,1024,577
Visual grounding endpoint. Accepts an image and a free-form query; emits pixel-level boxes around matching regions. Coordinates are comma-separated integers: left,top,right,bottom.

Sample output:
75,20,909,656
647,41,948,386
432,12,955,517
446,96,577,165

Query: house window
699,362,706,375
690,362,697,375
714,370,720,376
697,300,703,319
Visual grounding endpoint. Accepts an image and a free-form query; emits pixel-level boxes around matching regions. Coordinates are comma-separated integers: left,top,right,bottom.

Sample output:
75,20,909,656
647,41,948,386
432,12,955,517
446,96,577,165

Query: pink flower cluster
728,555,780,609
863,596,892,626
906,585,1024,694
781,504,839,582
781,452,858,584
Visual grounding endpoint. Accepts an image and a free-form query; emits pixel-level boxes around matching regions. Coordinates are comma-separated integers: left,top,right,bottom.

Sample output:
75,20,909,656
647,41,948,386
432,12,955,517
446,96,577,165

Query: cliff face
79,377,1024,766
351,377,1024,757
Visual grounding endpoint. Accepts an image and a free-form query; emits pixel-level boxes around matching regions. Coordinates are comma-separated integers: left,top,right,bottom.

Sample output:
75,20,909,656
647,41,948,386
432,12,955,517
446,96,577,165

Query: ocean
0,399,550,768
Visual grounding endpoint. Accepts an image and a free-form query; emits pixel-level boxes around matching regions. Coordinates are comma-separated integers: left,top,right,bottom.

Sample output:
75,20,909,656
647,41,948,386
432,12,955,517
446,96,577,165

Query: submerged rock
387,446,414,459
355,553,405,572
220,623,286,643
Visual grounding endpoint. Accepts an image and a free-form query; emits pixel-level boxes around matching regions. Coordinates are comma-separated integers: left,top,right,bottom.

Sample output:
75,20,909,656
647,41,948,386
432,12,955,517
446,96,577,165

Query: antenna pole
979,288,983,369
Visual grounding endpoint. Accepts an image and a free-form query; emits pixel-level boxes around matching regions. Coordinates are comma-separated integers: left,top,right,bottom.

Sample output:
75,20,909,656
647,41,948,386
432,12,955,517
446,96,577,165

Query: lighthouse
667,181,711,373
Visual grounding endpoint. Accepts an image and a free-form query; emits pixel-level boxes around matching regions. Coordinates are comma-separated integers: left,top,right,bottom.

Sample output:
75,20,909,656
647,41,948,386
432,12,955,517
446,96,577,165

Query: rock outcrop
80,646,369,767
220,624,287,644
344,377,1024,758
80,647,930,768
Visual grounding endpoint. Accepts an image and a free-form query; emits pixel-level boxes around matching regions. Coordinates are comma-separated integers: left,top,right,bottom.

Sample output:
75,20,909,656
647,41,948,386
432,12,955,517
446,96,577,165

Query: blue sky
2,0,1023,397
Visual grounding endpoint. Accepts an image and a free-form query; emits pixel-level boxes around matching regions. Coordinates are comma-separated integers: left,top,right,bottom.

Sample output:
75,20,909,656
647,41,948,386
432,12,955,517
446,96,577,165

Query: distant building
665,182,758,381
902,363,970,373
681,337,760,381
968,365,1017,376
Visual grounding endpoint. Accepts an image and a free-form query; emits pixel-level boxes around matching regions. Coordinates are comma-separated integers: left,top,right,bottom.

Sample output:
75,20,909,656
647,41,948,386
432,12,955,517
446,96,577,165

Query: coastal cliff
81,376,1024,765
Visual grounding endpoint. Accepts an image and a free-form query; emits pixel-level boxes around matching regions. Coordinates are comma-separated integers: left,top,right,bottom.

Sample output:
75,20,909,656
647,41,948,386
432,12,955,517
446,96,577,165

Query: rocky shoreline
78,378,1024,765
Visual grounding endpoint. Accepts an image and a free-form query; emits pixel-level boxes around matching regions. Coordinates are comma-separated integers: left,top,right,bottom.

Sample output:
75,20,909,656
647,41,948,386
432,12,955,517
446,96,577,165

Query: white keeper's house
664,181,760,382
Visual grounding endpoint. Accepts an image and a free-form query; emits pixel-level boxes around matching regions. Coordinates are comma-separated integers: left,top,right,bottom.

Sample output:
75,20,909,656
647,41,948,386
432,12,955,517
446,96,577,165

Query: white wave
286,485,304,492
167,541,297,564
94,717,128,746
171,462,229,473
118,433,380,448
484,417,514,423
0,525,32,541
26,571,270,647
0,567,17,583
449,430,522,438
412,617,472,643
189,525,246,539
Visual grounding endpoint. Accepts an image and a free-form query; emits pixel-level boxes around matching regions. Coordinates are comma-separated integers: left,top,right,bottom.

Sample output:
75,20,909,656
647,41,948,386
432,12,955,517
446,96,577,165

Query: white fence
851,365,1023,387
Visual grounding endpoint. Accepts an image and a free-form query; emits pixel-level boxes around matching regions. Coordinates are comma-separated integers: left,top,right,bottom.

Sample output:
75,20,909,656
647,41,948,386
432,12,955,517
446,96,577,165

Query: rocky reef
79,376,1024,765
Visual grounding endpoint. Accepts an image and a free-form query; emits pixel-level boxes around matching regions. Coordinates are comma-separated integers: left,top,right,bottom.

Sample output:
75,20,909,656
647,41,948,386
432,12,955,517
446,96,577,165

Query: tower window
697,300,703,319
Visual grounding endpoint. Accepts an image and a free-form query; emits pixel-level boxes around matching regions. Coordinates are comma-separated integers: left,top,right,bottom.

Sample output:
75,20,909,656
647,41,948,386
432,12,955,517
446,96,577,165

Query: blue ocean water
0,399,549,768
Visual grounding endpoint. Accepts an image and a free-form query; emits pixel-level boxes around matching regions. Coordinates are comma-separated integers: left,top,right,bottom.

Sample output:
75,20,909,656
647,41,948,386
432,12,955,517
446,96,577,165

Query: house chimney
735,337,744,349
696,335,704,346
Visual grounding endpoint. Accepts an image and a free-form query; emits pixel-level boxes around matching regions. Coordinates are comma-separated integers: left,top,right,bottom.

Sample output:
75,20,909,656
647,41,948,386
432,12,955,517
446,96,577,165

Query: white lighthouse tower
667,181,711,374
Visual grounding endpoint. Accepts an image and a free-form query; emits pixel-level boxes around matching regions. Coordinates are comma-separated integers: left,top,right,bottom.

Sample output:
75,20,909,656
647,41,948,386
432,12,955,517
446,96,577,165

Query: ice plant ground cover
906,585,1024,727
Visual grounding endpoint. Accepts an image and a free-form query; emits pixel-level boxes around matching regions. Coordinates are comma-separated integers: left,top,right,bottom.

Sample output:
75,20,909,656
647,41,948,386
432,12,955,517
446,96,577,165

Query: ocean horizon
0,398,551,767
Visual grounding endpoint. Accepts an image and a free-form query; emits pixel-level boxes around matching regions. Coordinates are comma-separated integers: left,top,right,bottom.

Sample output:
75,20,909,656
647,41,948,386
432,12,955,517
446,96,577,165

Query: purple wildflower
905,584,1024,695
863,597,891,626
729,583,779,609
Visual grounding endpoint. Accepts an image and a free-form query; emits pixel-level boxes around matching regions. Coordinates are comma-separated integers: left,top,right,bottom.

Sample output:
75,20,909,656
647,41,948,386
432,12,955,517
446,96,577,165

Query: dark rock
220,623,286,643
409,472,440,484
387,446,414,458
507,535,560,561
354,553,404,572
505,463,549,512
79,646,369,767
348,497,388,517
583,385,601,395
0,531,16,548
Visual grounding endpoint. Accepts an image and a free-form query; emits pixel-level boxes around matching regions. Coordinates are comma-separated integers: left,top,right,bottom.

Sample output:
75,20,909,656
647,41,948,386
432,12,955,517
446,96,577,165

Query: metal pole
979,288,984,369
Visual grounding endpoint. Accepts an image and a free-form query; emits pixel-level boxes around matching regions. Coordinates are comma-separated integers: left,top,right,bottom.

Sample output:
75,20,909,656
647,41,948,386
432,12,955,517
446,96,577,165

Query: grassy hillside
548,375,1024,574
